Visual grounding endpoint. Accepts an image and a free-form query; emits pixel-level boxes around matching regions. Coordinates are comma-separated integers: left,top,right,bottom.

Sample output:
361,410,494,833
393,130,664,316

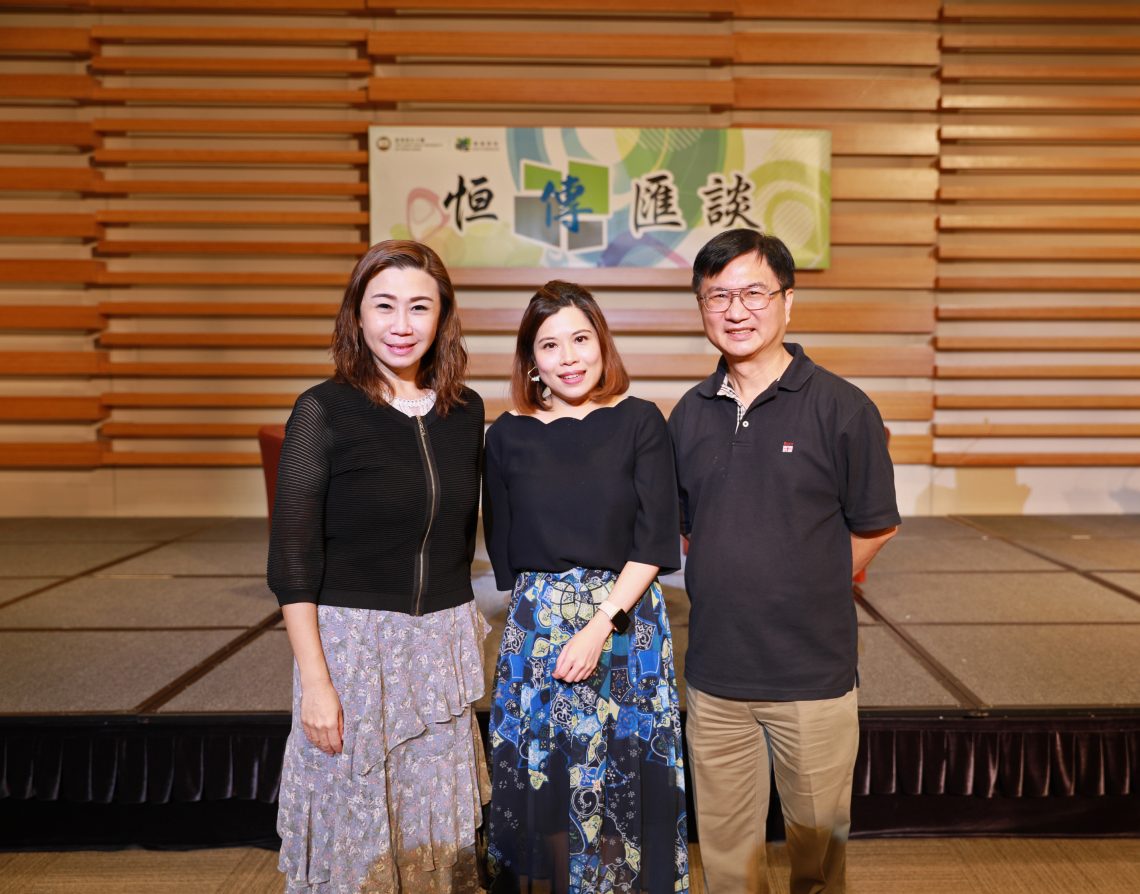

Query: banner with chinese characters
369,127,830,269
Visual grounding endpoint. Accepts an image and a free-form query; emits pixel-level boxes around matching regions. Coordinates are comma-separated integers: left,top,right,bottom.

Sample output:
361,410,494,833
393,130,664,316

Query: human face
532,306,604,409
697,251,793,365
358,266,441,383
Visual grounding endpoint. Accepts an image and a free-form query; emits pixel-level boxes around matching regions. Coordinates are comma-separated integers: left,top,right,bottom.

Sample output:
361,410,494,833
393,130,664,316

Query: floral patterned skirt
487,568,689,894
278,600,491,894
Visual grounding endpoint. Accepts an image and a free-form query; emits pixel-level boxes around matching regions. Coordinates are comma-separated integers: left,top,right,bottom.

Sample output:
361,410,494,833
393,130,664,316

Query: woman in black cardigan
268,241,488,894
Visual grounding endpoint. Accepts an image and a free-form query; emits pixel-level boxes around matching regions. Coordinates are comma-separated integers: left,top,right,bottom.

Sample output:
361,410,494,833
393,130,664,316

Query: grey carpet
0,578,58,604
181,518,270,543
0,629,237,713
160,630,293,713
0,517,206,543
869,538,1061,574
102,540,269,576
903,624,1140,708
1007,537,1140,572
1093,572,1140,598
859,572,1140,624
855,627,963,708
0,542,154,578
0,577,278,629
962,515,1140,540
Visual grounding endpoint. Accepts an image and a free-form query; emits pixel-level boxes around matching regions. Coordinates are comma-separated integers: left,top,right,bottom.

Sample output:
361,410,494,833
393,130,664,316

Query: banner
369,127,830,269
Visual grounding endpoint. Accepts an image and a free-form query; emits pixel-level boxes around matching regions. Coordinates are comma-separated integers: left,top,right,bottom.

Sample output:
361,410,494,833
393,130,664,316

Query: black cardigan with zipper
267,379,484,615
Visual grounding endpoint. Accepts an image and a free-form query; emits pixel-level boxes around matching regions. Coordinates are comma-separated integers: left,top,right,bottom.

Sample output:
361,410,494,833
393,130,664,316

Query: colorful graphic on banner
369,127,830,269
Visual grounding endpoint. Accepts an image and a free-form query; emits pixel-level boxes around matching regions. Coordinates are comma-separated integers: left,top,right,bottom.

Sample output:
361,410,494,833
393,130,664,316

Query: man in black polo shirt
668,229,899,893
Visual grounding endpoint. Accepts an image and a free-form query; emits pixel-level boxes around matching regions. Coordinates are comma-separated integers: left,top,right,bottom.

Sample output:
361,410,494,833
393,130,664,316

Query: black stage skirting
2,712,1137,848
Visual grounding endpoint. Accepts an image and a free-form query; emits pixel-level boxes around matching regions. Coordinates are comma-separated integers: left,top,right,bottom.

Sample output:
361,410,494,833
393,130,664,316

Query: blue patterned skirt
487,568,689,894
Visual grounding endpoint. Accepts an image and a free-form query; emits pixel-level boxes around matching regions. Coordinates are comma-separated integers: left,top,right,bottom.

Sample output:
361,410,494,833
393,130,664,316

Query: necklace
390,390,437,417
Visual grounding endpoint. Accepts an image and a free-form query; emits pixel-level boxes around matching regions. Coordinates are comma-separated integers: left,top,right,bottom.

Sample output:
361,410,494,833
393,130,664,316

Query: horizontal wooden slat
0,168,99,193
832,168,938,201
939,183,1140,202
936,364,1140,379
736,77,938,110
821,122,938,156
0,260,104,284
0,397,107,422
941,34,1140,53
93,86,368,105
96,211,369,225
887,433,933,464
935,423,1140,438
0,443,101,468
101,451,261,467
98,332,330,348
101,392,300,408
941,154,1140,172
93,149,367,166
0,305,103,330
0,28,91,54
92,178,368,197
735,31,939,66
93,118,369,135
0,122,98,148
0,214,98,238
737,0,939,19
90,57,372,75
935,452,1140,467
942,3,1140,22
940,124,1140,143
369,77,733,107
937,276,1139,291
103,360,331,378
941,62,1140,82
936,336,1140,351
98,301,335,317
96,270,346,286
938,306,1140,321
831,212,935,245
942,92,1140,111
101,422,265,438
939,244,1140,261
0,352,105,376
92,25,368,43
368,0,734,12
939,214,1140,232
369,31,733,61
96,239,366,256
0,75,94,100
90,0,366,10
935,394,1140,409
868,391,932,420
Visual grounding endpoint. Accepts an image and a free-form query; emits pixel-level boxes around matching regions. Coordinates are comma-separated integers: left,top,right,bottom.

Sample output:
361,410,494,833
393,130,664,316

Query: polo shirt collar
695,342,816,399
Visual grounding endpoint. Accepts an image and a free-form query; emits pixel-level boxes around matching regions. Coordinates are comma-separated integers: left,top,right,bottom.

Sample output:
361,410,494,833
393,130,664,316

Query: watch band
597,600,630,634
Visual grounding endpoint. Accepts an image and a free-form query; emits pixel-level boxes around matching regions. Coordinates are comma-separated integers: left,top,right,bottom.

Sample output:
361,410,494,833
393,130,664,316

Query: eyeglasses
698,286,785,313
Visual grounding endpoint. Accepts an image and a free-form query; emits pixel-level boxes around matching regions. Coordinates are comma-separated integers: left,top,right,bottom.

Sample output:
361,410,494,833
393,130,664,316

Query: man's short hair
691,228,797,294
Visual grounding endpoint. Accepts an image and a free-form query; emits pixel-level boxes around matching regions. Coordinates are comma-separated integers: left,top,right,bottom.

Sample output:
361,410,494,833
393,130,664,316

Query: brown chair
257,424,286,526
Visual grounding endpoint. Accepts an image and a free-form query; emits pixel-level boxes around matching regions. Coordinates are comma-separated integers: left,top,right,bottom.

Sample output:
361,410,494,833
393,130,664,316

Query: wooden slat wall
937,1,1140,469
4,1,1133,511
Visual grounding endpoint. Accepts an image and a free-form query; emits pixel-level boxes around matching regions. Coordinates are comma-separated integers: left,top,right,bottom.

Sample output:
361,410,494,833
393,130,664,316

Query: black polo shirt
667,343,900,701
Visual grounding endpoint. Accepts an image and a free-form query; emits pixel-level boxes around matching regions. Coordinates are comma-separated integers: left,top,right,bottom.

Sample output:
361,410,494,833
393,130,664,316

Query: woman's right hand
300,678,344,755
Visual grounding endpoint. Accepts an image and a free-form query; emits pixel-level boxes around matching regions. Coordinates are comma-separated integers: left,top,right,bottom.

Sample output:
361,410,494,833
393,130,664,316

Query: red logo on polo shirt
782,441,794,453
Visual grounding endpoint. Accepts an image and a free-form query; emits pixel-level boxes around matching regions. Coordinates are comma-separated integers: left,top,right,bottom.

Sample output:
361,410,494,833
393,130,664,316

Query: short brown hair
509,280,630,413
331,240,468,415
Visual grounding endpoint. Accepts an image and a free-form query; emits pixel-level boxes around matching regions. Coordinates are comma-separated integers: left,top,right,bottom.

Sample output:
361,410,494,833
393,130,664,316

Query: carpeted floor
1,515,1138,716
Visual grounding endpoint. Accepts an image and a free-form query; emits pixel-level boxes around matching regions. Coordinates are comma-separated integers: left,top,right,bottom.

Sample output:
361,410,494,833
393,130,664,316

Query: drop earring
528,366,541,382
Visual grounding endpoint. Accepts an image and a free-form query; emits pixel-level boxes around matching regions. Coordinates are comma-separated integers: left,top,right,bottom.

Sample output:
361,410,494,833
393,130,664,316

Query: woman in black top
483,281,689,893
268,241,488,894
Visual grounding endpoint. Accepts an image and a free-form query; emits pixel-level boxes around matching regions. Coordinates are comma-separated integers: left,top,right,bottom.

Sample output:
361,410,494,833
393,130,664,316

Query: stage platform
1,516,1138,846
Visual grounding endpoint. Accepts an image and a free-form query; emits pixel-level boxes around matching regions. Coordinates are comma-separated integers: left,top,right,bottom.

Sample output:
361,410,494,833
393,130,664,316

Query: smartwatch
597,600,630,634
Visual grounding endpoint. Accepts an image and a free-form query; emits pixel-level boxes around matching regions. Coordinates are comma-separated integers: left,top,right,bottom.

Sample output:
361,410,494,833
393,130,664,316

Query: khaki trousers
686,685,859,894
